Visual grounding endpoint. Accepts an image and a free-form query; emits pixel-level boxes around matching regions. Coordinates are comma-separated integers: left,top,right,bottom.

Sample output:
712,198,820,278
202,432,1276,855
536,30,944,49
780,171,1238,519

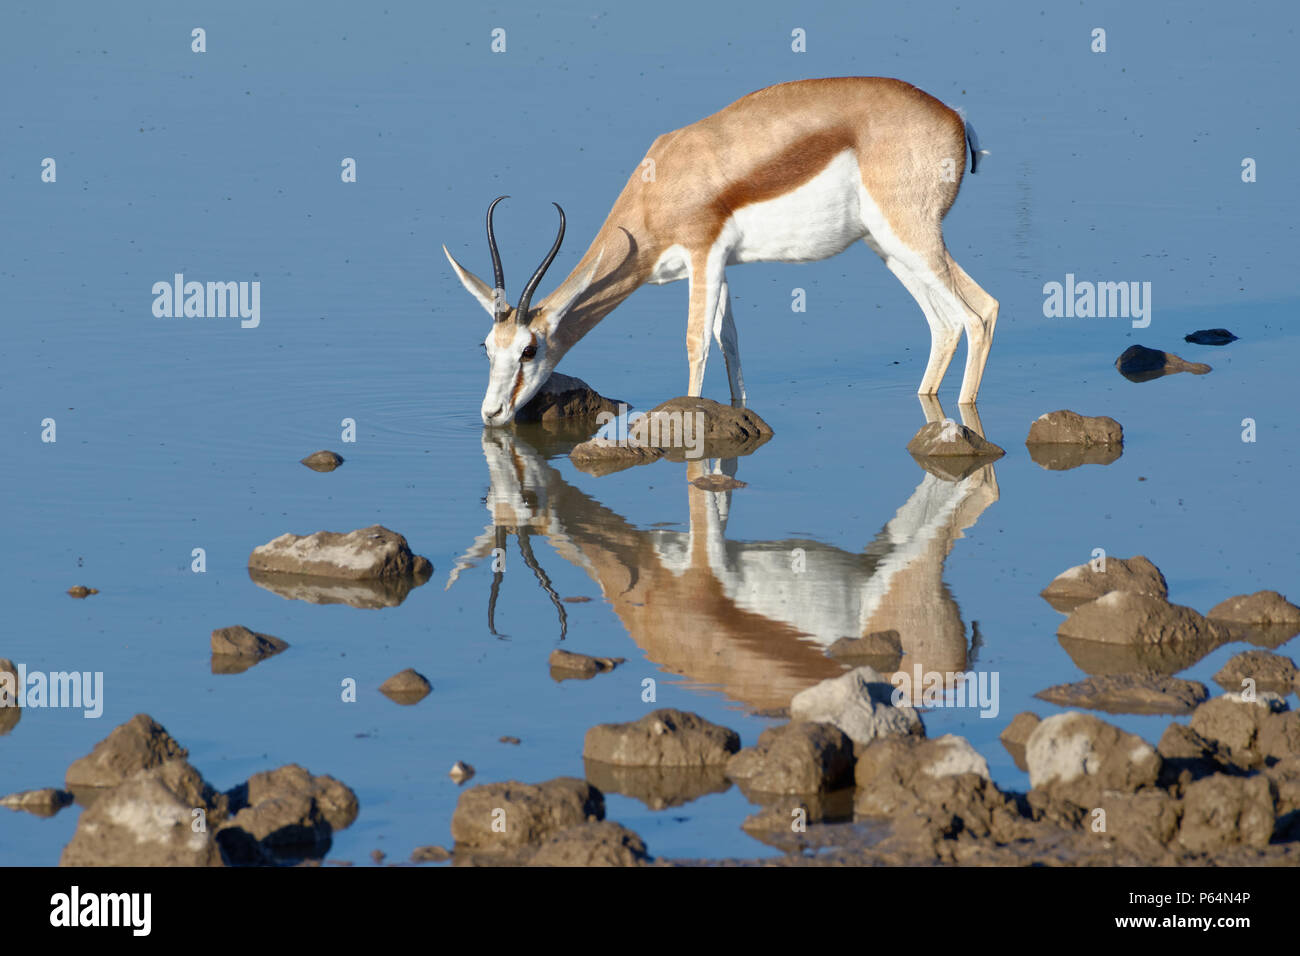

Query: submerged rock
378,668,432,705
567,439,664,476
1184,328,1237,346
1057,590,1229,646
210,625,289,674
300,450,344,472
582,760,730,810
526,821,649,867
248,525,433,581
65,714,188,791
584,709,740,767
906,419,1004,460
1,787,73,817
1116,344,1211,381
514,372,623,424
248,569,427,609
689,474,747,491
725,722,854,794
789,666,924,746
450,778,603,850
66,586,99,598
1041,554,1168,612
826,630,903,672
1057,631,1221,677
1034,673,1208,715
548,648,624,681
1213,650,1299,696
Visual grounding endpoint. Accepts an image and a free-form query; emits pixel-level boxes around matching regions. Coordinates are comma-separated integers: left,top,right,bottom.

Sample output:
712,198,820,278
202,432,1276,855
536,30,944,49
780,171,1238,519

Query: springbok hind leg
874,245,962,396
945,252,999,404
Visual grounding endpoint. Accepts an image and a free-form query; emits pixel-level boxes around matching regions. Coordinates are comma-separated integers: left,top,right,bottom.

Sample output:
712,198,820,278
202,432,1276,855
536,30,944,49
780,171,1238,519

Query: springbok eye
521,344,537,361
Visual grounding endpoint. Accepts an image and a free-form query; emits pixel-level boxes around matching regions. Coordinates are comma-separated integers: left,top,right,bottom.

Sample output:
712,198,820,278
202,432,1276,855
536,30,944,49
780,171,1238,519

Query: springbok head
444,197,601,426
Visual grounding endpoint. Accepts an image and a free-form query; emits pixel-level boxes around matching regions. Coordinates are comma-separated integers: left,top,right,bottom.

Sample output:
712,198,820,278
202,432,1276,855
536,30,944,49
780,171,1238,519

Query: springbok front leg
686,255,724,397
711,278,747,407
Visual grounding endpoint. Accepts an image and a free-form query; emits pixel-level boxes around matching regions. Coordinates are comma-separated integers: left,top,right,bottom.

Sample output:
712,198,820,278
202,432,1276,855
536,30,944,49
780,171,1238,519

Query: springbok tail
964,116,991,174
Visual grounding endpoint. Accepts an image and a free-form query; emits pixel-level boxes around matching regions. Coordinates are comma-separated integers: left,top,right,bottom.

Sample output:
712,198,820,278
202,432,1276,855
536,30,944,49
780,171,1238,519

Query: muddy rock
1259,711,1300,762
548,648,625,681
567,438,665,476
1184,328,1237,345
451,778,603,850
689,474,747,491
1188,693,1288,767
584,709,739,767
1034,673,1208,715
210,625,290,675
527,821,650,866
411,845,452,863
0,658,19,735
1025,410,1123,446
1157,722,1230,788
582,760,730,810
248,525,433,581
300,450,344,472
1057,590,1229,647
906,419,1005,460
514,372,623,424
1100,789,1182,859
1213,649,1299,695
378,668,432,705
1040,555,1168,612
790,666,924,746
65,714,188,791
1207,590,1300,646
1,787,74,817
1178,774,1276,854
61,760,227,867
1116,345,1211,381
217,764,359,865
999,712,1040,771
725,722,854,794
826,630,903,671
646,397,774,461
1025,712,1162,806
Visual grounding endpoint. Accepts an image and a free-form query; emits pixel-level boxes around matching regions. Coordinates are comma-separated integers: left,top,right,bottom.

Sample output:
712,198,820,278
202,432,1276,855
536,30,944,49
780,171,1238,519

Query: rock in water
1115,345,1211,382
1033,673,1209,715
1056,590,1229,646
515,372,624,423
1026,409,1123,446
789,666,925,746
300,450,344,472
1184,328,1237,346
65,714,189,790
210,625,289,674
249,525,432,581
548,649,624,681
725,721,854,794
1040,554,1168,612
378,668,432,705
583,709,740,767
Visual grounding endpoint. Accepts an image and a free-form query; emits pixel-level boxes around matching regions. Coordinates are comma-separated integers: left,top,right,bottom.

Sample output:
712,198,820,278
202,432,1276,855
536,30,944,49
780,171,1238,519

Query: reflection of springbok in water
448,401,998,710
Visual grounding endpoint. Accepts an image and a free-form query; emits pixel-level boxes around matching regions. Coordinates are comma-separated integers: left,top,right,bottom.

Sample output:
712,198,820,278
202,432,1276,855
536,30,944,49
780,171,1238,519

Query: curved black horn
514,203,565,325
485,195,509,320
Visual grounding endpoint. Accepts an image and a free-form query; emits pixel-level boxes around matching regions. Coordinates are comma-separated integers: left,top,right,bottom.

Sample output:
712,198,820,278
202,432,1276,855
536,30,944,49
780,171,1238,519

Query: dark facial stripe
509,367,525,410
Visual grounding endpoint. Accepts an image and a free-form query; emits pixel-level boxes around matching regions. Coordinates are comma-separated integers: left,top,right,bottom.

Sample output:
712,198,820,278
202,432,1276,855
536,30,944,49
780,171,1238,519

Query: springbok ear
542,250,603,335
443,245,500,318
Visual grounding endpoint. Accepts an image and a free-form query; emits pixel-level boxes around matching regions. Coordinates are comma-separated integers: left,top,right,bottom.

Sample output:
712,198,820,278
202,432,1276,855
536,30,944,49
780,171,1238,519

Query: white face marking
481,324,549,425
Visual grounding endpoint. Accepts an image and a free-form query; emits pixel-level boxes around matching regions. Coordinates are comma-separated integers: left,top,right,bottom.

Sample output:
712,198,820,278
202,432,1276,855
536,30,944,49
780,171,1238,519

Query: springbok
445,76,997,425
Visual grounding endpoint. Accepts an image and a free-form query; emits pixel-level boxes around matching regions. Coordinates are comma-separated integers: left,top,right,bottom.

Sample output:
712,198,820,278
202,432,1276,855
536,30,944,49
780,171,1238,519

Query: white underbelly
726,149,866,264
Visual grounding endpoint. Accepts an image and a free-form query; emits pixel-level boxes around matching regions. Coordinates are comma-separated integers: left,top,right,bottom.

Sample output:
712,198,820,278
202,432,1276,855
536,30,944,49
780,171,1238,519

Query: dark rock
411,845,452,863
210,625,289,674
548,649,625,681
1034,673,1208,715
1188,693,1288,768
1184,328,1237,346
449,761,475,784
378,668,432,705
725,722,854,794
248,525,433,581
1041,554,1168,612
1178,774,1276,854
65,714,188,790
300,450,344,472
514,372,623,424
689,474,747,491
66,586,98,598
583,709,740,767
1116,344,1211,381
527,821,650,866
217,764,359,865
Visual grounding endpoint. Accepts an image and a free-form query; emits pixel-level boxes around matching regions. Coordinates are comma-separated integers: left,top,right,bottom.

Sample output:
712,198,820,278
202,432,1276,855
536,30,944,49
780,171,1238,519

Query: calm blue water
2,0,1297,864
